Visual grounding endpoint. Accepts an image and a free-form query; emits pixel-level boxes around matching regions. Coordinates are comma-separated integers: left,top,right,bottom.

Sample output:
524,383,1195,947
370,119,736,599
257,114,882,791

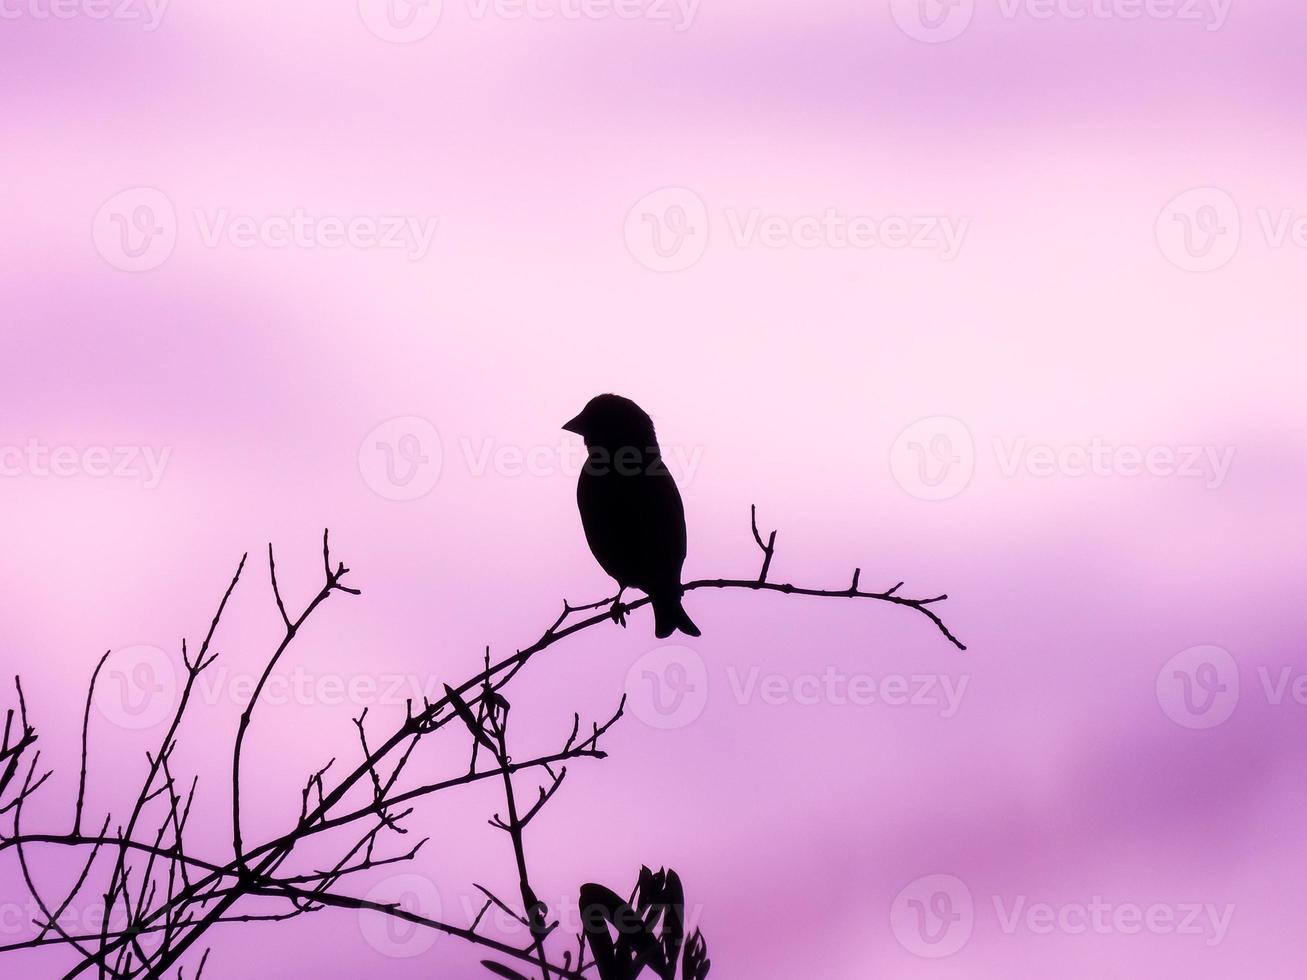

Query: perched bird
563,395,701,639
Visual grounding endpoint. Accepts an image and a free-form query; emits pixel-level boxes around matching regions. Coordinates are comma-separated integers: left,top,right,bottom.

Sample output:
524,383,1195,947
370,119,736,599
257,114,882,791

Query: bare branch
74,650,111,837
750,504,778,583
5,510,962,978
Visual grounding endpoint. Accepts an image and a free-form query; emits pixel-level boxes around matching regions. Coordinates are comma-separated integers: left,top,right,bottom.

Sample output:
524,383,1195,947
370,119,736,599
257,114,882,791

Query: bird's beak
562,413,584,435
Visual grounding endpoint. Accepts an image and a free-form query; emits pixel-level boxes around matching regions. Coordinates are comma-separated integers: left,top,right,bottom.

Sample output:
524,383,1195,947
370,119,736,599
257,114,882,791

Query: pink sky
3,1,1306,977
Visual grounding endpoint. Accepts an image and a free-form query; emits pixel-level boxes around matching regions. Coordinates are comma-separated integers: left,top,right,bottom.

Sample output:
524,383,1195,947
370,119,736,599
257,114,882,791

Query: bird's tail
651,590,701,639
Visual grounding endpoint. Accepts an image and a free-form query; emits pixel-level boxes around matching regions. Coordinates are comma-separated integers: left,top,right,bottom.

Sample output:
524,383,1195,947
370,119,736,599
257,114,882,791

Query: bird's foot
610,595,628,628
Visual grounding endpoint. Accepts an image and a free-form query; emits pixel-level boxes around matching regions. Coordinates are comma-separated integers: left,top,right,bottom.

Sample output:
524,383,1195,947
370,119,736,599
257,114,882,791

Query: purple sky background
3,1,1306,976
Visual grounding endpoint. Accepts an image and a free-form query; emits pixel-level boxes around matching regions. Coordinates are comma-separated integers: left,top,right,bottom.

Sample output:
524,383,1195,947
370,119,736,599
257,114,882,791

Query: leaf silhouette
445,684,497,751
642,867,686,979
682,929,711,980
581,869,701,980
579,883,628,979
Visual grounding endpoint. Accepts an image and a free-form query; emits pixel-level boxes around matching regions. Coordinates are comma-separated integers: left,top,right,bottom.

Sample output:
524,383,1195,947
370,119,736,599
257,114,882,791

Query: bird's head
562,394,659,452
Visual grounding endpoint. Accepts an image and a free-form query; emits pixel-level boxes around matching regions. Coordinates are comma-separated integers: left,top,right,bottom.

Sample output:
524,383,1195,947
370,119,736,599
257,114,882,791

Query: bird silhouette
563,395,701,639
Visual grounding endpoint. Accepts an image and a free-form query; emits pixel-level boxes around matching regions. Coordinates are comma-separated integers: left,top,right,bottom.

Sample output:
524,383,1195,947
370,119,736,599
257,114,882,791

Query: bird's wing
577,463,687,590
